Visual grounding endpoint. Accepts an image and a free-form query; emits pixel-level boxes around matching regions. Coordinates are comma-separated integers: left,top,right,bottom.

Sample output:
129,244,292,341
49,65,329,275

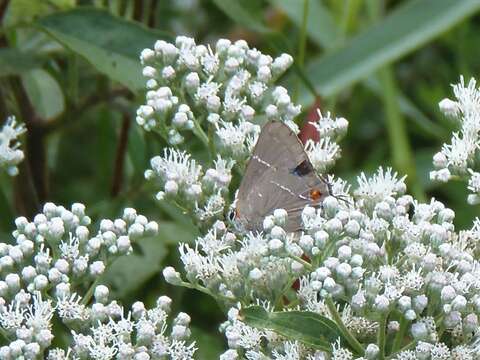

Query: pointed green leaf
302,0,480,99
22,69,65,120
240,306,341,351
211,0,270,33
268,0,339,49
37,8,171,91
0,49,44,77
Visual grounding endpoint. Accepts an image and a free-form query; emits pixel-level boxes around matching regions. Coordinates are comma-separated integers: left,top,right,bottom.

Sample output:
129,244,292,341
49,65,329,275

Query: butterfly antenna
319,174,353,206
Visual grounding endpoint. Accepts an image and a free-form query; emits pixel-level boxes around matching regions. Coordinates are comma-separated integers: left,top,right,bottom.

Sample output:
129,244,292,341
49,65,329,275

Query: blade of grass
378,66,425,201
268,0,340,50
293,0,309,102
300,0,480,101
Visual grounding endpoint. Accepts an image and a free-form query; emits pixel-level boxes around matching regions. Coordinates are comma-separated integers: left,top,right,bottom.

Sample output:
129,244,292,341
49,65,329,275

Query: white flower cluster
0,203,197,360
304,110,348,173
164,166,480,359
145,149,234,227
137,35,299,161
430,76,480,204
0,116,26,176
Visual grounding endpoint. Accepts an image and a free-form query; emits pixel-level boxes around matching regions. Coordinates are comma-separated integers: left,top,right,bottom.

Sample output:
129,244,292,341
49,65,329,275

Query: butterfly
233,120,330,232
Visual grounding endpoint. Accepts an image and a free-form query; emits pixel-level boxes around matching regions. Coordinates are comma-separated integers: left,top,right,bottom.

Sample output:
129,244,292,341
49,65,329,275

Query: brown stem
0,0,10,47
9,77,46,215
111,112,131,197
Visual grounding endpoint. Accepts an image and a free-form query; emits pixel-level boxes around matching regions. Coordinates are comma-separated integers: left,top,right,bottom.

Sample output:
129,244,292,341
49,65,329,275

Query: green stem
192,117,210,150
288,254,312,270
387,341,417,360
180,281,234,303
81,277,101,305
391,315,408,353
326,297,364,356
377,67,425,202
294,0,309,102
377,312,388,359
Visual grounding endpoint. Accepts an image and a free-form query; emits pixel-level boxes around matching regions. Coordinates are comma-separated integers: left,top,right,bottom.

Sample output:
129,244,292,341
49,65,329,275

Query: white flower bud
156,296,172,312
134,351,150,360
441,285,456,303
398,296,412,312
36,329,53,348
9,340,25,357
140,48,155,62
365,344,379,359
21,266,37,283
324,218,343,236
291,261,304,274
374,295,390,312
90,261,105,276
162,66,175,80
336,263,352,278
5,273,20,292
163,267,182,285
273,208,288,225
73,257,88,275
270,226,286,239
94,285,109,304
314,230,329,249
55,282,70,298
411,322,428,340
24,342,40,358
257,65,271,82
323,277,336,293
185,72,200,91
451,295,467,311
249,268,263,281
132,301,146,320
49,217,65,239
299,235,314,252
413,295,428,313
145,221,158,235
405,309,416,321
117,236,131,253
128,223,145,240
33,274,48,290
350,254,363,267
48,268,62,283
438,98,459,116
268,239,283,253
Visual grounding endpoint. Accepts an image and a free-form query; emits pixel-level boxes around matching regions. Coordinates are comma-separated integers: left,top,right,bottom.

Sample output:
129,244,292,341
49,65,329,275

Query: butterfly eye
309,189,323,201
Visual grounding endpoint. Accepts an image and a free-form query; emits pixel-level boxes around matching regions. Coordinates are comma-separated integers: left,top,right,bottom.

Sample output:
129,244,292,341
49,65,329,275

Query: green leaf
37,8,171,91
240,306,341,351
0,49,44,77
190,327,225,359
268,0,340,49
211,0,270,33
102,221,195,299
102,235,166,300
302,0,480,99
21,69,65,120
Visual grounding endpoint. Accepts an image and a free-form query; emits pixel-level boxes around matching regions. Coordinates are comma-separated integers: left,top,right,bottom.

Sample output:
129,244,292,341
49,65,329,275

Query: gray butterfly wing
236,121,329,232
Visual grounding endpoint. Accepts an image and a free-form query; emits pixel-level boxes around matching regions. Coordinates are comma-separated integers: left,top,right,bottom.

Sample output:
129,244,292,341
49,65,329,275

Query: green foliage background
1,0,479,357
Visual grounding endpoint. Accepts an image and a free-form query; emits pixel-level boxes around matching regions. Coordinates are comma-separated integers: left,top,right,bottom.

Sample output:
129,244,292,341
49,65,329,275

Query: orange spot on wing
310,189,322,201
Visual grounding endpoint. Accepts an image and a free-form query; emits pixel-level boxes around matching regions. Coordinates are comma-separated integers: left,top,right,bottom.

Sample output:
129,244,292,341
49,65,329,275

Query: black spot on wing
291,160,314,177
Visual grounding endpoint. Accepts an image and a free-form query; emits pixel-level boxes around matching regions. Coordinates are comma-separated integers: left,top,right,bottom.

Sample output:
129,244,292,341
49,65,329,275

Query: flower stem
326,297,364,356
81,277,101,305
391,314,408,353
387,340,417,360
377,312,388,359
192,117,210,150
288,254,312,270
